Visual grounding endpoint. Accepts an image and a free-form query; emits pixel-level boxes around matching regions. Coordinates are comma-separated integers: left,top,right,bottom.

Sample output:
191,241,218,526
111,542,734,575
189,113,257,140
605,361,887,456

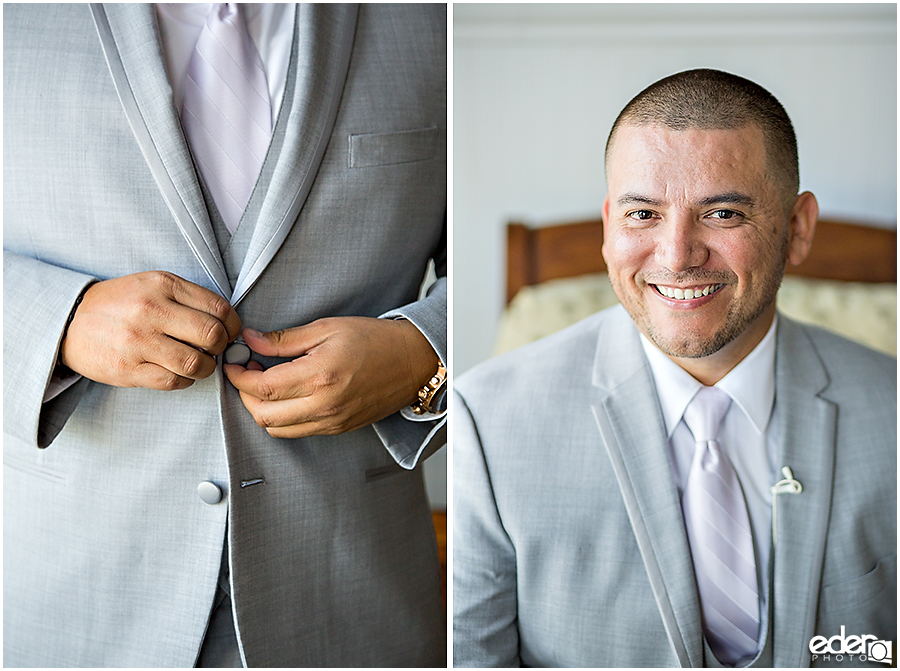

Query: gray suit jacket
4,3,445,667
454,305,896,667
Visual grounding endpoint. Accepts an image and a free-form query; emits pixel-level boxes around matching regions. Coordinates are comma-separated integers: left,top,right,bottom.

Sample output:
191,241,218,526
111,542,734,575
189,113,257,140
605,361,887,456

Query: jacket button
198,481,224,505
224,342,251,365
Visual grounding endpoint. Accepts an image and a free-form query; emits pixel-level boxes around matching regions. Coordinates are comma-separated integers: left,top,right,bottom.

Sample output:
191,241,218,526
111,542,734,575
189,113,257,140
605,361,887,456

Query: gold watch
412,362,447,415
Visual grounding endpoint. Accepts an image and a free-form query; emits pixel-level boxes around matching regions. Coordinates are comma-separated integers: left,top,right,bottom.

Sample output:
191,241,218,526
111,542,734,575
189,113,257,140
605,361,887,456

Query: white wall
453,3,897,376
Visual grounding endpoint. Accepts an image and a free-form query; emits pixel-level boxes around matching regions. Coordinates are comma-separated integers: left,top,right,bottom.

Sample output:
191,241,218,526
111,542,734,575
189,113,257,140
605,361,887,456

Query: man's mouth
652,283,725,300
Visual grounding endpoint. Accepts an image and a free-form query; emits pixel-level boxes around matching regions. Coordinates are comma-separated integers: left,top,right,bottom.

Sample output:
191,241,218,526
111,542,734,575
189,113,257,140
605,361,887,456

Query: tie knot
211,3,239,23
683,386,731,443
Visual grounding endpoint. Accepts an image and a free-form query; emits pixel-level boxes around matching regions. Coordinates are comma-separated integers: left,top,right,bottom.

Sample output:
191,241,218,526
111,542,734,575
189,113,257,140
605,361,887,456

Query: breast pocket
348,125,439,168
4,451,66,484
820,553,896,613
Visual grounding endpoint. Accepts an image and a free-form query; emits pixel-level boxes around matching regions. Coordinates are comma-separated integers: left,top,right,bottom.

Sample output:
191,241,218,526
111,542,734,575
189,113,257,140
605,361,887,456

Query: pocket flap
349,125,439,168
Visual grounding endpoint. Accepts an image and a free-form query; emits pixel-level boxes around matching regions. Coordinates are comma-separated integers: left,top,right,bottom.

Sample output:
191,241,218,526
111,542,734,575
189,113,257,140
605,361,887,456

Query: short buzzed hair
606,69,799,207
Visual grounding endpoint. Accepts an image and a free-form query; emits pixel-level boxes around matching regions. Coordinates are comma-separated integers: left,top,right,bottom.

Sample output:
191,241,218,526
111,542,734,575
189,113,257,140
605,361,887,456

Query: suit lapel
90,4,230,297
590,308,703,667
771,317,836,667
230,4,359,307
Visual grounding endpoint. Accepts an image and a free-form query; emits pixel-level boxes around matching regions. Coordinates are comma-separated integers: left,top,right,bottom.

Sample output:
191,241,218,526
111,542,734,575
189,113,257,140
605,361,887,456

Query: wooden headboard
506,218,897,304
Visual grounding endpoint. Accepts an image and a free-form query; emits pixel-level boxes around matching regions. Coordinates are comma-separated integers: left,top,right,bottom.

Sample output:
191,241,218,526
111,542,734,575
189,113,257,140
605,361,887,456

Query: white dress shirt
640,316,780,655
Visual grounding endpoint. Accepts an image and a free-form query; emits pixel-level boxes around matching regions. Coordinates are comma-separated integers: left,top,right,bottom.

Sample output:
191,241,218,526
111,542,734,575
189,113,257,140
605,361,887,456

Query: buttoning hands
59,271,242,390
223,316,438,438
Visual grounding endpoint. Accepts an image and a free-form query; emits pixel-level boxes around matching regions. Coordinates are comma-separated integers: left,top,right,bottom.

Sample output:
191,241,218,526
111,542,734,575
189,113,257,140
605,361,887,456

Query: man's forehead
606,123,770,197
609,122,766,158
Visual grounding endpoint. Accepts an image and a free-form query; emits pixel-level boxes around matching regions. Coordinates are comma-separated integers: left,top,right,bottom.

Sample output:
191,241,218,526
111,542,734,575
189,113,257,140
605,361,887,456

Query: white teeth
656,284,722,300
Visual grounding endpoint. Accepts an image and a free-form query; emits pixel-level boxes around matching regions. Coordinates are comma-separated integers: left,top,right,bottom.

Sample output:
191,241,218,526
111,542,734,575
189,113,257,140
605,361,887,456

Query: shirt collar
640,315,778,438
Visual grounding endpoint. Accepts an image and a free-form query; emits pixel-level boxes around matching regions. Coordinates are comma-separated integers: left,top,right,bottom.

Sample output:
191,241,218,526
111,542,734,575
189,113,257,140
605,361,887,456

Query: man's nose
654,216,709,272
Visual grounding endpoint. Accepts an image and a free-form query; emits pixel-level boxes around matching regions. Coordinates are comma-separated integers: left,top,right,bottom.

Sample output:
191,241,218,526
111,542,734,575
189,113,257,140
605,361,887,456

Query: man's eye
710,209,739,220
628,210,654,221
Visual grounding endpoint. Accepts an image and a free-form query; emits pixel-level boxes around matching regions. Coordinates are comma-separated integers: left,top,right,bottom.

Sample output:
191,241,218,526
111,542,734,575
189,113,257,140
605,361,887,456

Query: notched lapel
231,4,359,307
590,308,703,667
771,317,837,667
90,4,230,297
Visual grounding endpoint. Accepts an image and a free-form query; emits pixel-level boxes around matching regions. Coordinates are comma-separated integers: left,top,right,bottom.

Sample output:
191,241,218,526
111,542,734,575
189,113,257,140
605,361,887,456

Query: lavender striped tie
681,386,760,666
181,3,272,234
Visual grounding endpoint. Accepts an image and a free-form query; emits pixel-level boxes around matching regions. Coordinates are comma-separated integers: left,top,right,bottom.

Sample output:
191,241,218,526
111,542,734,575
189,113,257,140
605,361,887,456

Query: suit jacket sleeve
373,215,447,470
3,250,97,448
453,389,521,667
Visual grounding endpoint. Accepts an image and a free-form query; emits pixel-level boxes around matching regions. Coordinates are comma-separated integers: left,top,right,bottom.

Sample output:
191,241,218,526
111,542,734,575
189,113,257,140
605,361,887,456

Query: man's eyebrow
615,192,757,209
616,193,662,207
697,192,755,208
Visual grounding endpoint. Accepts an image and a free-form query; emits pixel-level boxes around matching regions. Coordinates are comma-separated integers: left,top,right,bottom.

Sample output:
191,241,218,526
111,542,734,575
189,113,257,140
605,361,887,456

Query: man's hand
60,271,241,390
223,317,439,438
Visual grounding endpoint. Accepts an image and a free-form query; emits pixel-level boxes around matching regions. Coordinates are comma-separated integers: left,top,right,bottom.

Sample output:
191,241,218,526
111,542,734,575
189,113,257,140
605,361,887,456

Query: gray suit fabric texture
454,305,896,667
4,3,446,667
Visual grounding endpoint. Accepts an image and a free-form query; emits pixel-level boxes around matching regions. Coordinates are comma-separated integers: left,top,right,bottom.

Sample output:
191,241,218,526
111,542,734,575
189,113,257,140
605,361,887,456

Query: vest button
197,481,224,505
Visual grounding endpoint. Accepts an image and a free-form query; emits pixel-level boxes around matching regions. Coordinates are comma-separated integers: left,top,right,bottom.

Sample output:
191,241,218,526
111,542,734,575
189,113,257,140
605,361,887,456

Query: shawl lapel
230,4,358,307
90,3,230,297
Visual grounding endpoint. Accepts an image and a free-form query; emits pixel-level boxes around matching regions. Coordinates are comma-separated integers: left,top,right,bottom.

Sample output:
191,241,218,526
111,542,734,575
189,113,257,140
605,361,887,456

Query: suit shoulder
798,321,895,386
783,319,896,416
5,4,91,33
358,4,446,43
456,307,620,403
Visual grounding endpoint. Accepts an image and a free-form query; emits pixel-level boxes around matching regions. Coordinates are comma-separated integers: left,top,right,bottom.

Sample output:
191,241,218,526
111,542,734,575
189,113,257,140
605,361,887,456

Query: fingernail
244,328,263,339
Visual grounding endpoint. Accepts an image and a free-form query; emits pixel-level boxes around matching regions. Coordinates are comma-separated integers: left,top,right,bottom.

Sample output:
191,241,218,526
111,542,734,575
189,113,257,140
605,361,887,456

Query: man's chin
634,308,734,360
644,328,731,360
638,303,777,363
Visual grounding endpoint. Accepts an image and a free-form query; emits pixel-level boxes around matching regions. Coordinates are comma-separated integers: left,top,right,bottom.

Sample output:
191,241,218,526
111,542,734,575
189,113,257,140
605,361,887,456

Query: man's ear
786,191,818,266
601,194,611,262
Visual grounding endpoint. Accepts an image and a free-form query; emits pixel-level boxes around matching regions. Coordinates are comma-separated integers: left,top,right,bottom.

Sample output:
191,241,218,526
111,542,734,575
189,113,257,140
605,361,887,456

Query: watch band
412,361,447,415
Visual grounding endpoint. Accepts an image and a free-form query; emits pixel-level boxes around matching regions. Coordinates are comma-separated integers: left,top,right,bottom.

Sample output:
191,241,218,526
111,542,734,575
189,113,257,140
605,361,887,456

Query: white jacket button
198,481,224,505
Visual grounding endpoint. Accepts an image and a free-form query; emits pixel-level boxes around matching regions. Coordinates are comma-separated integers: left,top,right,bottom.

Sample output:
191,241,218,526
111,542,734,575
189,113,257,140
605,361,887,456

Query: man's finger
161,302,236,356
234,390,320,430
134,361,196,391
146,336,218,380
164,272,242,341
223,367,331,432
242,320,330,358
223,365,264,396
264,421,342,439
224,359,323,402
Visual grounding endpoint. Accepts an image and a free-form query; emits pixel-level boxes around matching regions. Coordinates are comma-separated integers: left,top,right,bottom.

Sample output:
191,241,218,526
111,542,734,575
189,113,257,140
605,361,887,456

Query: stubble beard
610,253,788,360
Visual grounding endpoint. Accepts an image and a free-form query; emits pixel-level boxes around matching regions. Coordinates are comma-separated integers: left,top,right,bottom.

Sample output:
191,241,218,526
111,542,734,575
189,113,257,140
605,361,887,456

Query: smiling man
454,69,895,667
